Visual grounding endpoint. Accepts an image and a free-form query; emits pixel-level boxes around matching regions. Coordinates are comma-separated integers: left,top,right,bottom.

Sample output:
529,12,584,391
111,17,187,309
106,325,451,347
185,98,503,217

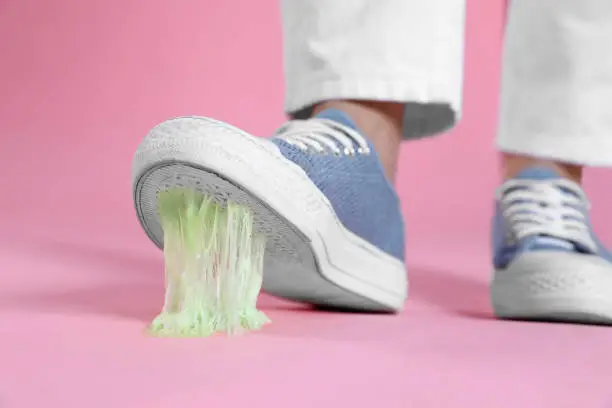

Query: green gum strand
148,188,270,337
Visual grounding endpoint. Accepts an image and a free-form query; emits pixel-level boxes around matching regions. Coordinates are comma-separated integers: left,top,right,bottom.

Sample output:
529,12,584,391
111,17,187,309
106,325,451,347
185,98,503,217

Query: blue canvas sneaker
132,109,408,312
491,167,612,324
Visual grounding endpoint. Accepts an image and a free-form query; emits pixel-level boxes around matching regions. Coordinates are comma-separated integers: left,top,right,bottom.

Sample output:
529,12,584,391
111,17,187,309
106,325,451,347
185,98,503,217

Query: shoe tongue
512,166,562,181
510,166,581,199
314,108,359,131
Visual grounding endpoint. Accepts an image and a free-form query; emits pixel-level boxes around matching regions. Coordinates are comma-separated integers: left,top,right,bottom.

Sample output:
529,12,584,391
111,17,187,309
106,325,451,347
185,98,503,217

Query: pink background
1,0,612,407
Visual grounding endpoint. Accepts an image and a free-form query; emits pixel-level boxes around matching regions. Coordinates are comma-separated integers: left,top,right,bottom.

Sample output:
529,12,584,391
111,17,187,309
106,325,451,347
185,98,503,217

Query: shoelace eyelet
277,118,371,158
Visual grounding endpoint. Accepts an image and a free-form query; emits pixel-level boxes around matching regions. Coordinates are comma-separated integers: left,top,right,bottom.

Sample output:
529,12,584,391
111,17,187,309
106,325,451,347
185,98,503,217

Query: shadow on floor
409,266,493,320
6,234,160,278
2,236,494,340
1,235,164,321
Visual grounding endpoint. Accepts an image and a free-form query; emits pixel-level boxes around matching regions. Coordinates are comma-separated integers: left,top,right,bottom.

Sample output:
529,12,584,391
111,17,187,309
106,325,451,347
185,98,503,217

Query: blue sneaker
491,167,612,323
132,109,408,312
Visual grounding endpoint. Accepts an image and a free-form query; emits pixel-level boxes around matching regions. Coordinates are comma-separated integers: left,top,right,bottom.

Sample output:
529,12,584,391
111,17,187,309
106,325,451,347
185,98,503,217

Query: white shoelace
275,119,371,156
498,179,596,251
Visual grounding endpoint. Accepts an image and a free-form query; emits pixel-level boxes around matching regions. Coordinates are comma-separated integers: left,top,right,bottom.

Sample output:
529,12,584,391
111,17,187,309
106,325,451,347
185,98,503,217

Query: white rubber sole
132,116,408,312
491,251,612,324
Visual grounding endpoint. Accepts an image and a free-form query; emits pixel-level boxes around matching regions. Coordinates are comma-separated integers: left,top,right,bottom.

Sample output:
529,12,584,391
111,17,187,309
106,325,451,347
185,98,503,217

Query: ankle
312,100,403,182
502,153,583,184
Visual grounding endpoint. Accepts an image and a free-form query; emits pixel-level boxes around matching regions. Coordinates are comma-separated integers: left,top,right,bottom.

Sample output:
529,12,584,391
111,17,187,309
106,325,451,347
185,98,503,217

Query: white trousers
281,0,612,166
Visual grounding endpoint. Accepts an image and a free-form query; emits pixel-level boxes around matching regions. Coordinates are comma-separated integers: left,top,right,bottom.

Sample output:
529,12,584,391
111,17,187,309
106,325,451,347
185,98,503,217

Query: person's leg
132,0,467,312
282,0,466,182
491,0,612,323
498,1,612,180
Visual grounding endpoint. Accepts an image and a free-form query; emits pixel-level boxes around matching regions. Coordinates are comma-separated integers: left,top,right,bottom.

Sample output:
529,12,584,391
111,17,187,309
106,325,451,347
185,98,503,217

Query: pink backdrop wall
2,1,612,407
1,0,610,263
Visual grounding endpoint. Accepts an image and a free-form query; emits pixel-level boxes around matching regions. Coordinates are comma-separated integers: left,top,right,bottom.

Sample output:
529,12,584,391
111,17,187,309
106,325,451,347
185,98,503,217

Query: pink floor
2,0,612,406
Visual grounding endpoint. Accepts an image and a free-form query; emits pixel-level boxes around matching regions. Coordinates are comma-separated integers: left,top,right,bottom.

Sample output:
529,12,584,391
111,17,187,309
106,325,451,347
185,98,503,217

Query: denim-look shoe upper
270,109,405,261
492,167,612,269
